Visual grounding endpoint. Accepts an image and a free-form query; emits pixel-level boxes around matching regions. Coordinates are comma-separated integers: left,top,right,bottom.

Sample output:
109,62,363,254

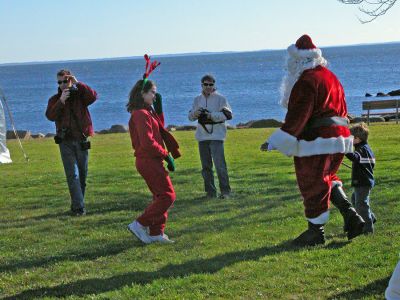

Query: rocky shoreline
5,115,398,140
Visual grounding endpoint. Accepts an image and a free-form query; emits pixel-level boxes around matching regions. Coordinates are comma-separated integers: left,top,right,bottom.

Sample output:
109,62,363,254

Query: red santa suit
129,106,180,236
268,35,353,225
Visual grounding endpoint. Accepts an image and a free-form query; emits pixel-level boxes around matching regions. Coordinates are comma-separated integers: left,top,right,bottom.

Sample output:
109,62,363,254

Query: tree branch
338,0,397,22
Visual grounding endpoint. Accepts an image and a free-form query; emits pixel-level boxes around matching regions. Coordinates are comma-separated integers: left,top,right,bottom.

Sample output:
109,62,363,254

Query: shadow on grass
173,197,300,237
0,191,150,229
5,240,306,299
327,276,390,299
0,238,141,274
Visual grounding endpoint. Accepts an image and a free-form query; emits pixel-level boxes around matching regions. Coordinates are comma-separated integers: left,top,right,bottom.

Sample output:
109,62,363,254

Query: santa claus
263,34,365,246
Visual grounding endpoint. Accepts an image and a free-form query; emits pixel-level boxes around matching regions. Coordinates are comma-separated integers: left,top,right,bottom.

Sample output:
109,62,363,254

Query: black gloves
164,154,175,172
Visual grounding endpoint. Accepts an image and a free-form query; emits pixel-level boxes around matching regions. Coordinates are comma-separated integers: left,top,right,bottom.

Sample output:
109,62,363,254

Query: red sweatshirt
129,108,169,159
46,82,97,140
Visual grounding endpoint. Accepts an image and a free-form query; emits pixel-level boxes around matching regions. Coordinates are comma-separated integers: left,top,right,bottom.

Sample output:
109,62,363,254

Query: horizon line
1,40,399,67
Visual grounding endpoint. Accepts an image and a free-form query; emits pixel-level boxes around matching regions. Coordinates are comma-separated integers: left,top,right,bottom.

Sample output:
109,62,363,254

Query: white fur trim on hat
267,128,354,157
287,44,322,60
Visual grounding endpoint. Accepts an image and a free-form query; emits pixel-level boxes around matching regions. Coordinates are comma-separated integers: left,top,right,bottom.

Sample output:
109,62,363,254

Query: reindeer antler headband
142,54,160,90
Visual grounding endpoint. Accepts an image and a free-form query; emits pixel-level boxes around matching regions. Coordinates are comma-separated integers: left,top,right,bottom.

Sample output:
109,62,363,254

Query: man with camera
188,74,232,199
46,69,97,216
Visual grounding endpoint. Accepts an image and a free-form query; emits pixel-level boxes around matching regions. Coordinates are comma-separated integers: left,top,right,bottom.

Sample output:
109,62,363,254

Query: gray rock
376,92,388,97
238,119,282,128
352,117,385,123
98,129,110,134
6,130,31,140
167,124,178,130
108,125,128,133
382,114,400,121
175,125,197,131
31,133,45,139
388,89,400,96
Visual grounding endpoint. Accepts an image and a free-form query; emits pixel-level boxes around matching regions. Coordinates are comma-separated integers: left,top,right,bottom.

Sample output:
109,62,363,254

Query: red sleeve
45,95,64,121
281,79,315,138
131,111,168,158
77,82,97,106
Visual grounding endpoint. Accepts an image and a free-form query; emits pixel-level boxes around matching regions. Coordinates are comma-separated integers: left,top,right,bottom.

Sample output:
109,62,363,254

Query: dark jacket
46,82,97,140
345,141,375,187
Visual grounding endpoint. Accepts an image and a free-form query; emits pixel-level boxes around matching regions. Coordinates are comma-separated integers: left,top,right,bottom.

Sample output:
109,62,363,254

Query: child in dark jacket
345,122,376,233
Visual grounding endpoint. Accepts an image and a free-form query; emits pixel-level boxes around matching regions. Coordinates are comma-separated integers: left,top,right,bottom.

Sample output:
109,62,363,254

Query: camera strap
199,122,213,134
198,121,224,134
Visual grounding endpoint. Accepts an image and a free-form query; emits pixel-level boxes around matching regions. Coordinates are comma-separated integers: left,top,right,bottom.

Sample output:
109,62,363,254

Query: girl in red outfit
126,78,180,244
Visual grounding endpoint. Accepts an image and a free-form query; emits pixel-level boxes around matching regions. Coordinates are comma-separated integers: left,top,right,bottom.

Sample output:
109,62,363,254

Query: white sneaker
148,233,175,243
127,221,151,244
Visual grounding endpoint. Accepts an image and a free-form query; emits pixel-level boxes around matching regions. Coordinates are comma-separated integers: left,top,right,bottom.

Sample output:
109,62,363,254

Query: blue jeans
198,140,231,196
351,186,374,233
59,140,88,212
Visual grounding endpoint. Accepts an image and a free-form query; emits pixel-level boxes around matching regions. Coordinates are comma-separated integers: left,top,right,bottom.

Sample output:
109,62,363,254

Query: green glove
153,93,163,115
164,154,175,172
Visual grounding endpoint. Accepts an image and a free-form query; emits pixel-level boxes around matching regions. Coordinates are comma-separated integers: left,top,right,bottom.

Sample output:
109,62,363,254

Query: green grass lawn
1,124,399,299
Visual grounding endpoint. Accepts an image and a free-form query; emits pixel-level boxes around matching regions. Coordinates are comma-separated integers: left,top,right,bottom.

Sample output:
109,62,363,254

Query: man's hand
67,75,78,84
60,89,71,104
260,141,275,152
193,108,203,118
260,142,269,151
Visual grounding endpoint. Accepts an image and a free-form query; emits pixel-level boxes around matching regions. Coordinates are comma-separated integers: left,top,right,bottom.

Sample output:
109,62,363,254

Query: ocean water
0,43,399,134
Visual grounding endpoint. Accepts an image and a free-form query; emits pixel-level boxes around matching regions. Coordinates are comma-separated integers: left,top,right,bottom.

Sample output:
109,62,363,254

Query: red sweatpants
135,158,176,235
294,153,344,219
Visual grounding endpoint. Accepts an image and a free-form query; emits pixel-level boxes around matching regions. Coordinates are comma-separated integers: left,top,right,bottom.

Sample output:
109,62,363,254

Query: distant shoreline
6,114,399,140
1,41,400,67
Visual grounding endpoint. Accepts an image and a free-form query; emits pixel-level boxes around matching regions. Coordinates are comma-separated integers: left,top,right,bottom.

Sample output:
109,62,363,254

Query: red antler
143,54,160,79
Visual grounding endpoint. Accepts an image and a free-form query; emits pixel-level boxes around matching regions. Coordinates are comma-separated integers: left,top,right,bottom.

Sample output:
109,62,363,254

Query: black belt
308,116,349,128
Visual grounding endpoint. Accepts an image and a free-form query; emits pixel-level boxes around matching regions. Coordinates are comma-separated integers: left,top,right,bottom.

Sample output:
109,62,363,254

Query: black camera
198,108,211,124
54,128,70,144
68,85,79,97
80,139,91,151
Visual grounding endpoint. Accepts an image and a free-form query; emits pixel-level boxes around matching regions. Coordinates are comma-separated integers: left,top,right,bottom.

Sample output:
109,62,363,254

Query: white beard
279,56,328,109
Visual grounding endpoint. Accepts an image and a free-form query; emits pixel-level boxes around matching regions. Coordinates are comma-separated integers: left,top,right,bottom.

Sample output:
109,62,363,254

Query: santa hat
287,34,322,60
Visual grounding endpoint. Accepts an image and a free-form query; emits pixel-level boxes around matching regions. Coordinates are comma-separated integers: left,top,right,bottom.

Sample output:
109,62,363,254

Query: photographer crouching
46,69,98,216
188,74,232,199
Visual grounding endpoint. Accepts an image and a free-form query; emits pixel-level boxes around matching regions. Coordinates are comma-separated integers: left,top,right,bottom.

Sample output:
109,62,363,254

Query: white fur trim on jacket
267,129,298,157
308,211,329,225
268,129,353,157
288,44,322,60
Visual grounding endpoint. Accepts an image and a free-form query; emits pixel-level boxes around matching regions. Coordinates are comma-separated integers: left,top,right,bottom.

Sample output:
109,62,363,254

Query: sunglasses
202,83,214,87
57,79,69,85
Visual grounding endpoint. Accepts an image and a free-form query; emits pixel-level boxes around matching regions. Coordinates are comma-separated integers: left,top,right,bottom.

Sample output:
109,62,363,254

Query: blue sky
0,0,399,63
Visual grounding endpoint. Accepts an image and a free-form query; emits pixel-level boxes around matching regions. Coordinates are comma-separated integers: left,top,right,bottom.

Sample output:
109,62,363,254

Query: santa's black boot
293,221,325,246
330,185,365,240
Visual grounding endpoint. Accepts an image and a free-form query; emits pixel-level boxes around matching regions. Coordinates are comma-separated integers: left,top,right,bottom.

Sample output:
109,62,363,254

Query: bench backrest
362,100,400,110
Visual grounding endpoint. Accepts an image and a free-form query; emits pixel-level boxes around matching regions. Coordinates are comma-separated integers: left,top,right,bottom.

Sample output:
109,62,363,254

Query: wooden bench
362,99,399,125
